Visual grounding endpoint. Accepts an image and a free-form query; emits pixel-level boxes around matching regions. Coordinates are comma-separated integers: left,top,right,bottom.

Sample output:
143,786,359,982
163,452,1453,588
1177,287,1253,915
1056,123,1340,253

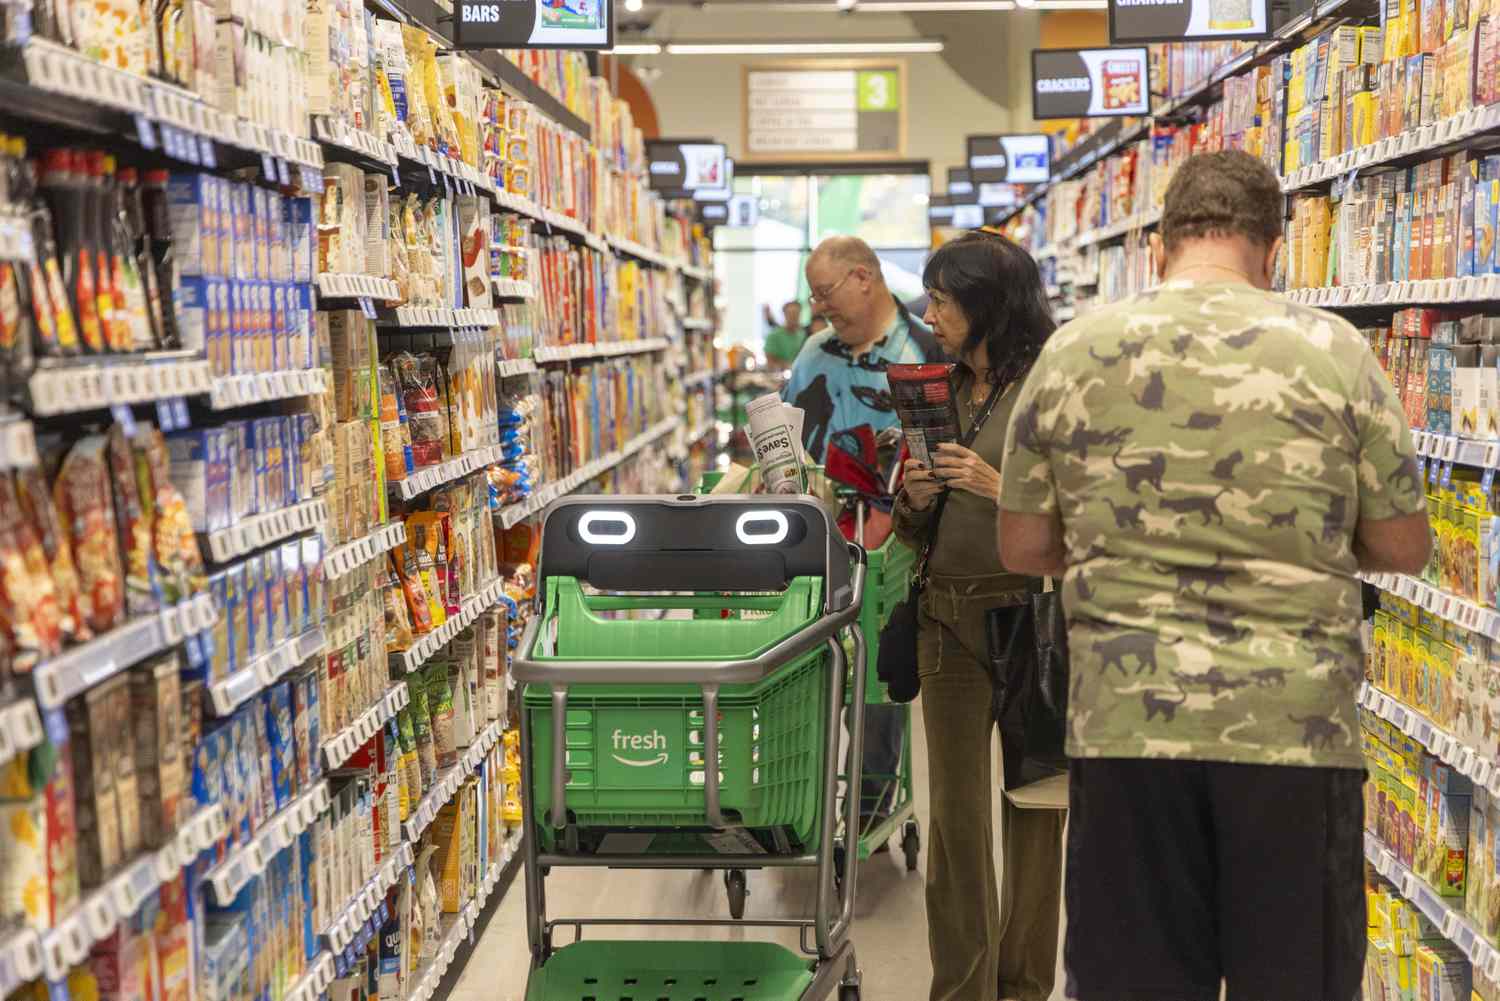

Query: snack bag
16,467,88,643
54,436,124,635
107,424,158,616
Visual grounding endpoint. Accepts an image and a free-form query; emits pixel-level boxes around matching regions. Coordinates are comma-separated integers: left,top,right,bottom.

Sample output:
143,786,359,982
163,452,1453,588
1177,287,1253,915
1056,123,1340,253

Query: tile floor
450,702,1070,1001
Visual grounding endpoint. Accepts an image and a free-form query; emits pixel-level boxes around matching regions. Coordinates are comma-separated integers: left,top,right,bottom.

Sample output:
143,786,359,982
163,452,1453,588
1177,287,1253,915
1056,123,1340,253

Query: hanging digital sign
966,134,1051,185
1108,0,1270,44
1031,47,1151,119
452,0,614,50
646,141,729,196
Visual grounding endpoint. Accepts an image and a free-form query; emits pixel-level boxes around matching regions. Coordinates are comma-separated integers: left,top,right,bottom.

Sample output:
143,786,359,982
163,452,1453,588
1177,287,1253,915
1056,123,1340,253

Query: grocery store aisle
452,702,1069,1001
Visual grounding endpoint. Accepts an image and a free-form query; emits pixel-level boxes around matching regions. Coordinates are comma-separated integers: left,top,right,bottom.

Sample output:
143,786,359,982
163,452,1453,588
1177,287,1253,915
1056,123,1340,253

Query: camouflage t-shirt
998,280,1426,769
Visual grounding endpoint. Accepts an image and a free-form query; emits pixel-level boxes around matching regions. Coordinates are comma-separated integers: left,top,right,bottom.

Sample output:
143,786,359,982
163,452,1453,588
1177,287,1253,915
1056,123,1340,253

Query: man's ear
1261,236,1285,290
1148,232,1167,281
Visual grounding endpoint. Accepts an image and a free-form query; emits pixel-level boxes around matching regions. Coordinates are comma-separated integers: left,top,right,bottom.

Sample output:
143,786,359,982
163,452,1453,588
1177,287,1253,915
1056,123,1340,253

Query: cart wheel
725,869,747,919
902,822,921,872
839,985,861,1001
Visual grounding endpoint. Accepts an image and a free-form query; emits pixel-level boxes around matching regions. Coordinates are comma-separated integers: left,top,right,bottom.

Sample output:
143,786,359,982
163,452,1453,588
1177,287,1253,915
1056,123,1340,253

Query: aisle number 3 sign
744,61,907,160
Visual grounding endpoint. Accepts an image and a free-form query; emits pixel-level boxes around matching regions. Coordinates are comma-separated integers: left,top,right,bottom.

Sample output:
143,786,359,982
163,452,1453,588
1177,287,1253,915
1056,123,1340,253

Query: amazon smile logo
611,728,670,767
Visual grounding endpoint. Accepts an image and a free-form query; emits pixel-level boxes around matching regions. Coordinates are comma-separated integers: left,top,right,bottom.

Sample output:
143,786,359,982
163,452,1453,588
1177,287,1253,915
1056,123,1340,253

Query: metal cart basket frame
512,495,872,1001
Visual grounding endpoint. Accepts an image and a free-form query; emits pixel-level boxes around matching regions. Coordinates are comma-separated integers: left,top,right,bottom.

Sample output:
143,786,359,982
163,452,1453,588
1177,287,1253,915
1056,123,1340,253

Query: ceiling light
835,0,858,9
1029,0,1106,6
624,0,644,9
854,1,1016,8
608,42,664,53
664,39,944,53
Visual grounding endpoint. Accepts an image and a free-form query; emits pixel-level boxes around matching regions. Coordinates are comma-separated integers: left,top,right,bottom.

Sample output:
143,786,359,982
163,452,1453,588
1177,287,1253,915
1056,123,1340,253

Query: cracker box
130,656,184,849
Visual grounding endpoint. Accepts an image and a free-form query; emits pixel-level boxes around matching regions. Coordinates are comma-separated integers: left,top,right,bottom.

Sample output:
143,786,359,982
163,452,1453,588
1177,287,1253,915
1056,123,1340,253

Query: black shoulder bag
876,380,1004,703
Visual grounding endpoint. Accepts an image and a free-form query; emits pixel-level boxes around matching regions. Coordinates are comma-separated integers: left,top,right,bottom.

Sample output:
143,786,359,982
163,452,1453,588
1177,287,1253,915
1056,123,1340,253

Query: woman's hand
902,459,944,511
931,443,1001,501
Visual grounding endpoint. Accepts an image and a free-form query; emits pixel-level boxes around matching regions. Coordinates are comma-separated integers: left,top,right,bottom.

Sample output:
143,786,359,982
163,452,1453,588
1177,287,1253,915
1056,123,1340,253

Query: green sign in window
856,71,900,112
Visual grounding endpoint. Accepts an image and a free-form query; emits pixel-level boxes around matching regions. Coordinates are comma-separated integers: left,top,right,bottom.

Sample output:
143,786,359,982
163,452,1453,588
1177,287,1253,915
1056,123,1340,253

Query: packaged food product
53,436,124,636
408,683,436,788
423,661,457,770
405,511,454,619
130,655,183,849
390,352,445,468
69,678,122,887
0,472,64,671
108,423,158,616
14,465,85,646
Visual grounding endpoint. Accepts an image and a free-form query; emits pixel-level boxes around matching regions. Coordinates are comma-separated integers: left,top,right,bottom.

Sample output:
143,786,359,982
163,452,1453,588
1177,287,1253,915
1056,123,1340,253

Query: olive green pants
919,580,1065,1001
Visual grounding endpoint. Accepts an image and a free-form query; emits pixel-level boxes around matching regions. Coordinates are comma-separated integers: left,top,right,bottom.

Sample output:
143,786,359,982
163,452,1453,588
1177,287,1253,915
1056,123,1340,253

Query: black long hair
921,230,1056,389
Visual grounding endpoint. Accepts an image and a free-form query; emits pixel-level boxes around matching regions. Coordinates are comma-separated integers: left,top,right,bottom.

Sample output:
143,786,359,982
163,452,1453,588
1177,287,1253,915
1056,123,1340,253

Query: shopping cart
512,494,870,1000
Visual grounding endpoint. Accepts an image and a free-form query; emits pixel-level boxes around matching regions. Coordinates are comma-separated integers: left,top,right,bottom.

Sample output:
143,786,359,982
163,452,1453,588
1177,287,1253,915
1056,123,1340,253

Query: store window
714,165,930,351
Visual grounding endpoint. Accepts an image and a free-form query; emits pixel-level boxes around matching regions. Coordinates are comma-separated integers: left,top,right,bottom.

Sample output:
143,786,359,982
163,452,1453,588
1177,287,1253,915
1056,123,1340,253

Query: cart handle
512,544,867,686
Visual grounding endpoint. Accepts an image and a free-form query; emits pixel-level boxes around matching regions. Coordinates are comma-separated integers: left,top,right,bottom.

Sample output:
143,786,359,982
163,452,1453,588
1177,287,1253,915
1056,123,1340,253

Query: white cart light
735,510,789,546
578,511,637,545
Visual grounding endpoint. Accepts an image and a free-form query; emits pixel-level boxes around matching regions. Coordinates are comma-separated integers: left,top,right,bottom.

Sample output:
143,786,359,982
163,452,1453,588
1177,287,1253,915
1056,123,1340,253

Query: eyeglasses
809,269,857,304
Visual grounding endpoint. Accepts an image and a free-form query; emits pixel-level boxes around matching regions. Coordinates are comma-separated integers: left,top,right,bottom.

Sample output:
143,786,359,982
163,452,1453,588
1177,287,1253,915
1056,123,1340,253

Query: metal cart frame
512,495,872,1001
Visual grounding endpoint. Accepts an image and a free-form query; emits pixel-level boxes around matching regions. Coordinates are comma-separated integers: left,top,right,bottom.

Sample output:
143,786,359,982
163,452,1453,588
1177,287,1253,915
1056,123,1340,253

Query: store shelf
1410,430,1500,469
281,953,336,1001
204,781,332,905
1359,680,1499,793
312,115,399,168
210,369,330,409
496,416,681,529
321,843,416,955
681,369,716,388
0,926,42,1000
493,278,534,300
28,355,213,417
390,444,504,501
1361,570,1500,641
403,722,503,843
533,337,670,363
404,851,514,1001
0,699,44,772
607,236,673,269
682,317,715,332
206,498,328,563
680,264,714,283
1071,207,1162,250
37,803,225,983
323,684,411,772
496,359,538,378
32,596,218,709
1284,106,1500,192
0,38,322,176
389,134,492,201
1285,276,1500,309
317,274,402,302
323,522,407,580
381,306,500,329
208,626,328,717
390,580,507,676
1364,832,1500,978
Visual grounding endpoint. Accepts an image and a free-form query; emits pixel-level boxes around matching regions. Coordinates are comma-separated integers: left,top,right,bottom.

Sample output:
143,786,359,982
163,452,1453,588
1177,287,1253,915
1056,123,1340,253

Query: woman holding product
892,230,1062,1001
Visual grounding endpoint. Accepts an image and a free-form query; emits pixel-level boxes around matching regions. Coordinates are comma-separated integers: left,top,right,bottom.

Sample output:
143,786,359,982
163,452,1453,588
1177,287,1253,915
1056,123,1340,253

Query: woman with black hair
891,230,1063,1001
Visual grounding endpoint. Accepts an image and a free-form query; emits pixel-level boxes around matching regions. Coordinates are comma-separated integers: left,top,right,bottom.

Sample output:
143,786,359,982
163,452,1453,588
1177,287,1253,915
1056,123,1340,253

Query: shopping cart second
511,494,871,1001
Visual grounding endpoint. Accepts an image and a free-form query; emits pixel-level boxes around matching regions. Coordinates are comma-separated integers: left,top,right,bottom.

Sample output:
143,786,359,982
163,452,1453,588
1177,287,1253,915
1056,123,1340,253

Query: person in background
997,149,1430,1001
786,234,941,835
892,231,1061,1001
763,299,808,369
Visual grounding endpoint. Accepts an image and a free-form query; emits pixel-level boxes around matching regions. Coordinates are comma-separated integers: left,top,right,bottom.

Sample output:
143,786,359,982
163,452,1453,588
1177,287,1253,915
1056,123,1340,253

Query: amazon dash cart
511,495,870,1001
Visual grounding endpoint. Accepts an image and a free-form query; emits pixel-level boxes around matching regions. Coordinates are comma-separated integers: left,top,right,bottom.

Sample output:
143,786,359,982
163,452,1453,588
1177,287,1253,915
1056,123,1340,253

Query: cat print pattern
999,280,1426,769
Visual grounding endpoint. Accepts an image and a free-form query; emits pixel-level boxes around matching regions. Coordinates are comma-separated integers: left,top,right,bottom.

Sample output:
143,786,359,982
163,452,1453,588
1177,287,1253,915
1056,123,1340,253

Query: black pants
1064,758,1366,1001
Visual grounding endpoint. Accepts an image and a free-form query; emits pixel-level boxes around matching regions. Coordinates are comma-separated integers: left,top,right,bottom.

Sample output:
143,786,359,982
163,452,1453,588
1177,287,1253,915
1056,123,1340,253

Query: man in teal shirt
787,235,941,831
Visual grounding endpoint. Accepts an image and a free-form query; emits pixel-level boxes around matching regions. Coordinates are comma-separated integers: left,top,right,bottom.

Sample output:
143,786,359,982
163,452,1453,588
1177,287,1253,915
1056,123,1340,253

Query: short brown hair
1159,150,1283,253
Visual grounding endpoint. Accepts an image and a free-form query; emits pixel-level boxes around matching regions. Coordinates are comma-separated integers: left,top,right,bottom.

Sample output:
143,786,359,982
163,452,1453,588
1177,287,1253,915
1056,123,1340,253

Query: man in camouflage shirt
997,150,1430,1001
